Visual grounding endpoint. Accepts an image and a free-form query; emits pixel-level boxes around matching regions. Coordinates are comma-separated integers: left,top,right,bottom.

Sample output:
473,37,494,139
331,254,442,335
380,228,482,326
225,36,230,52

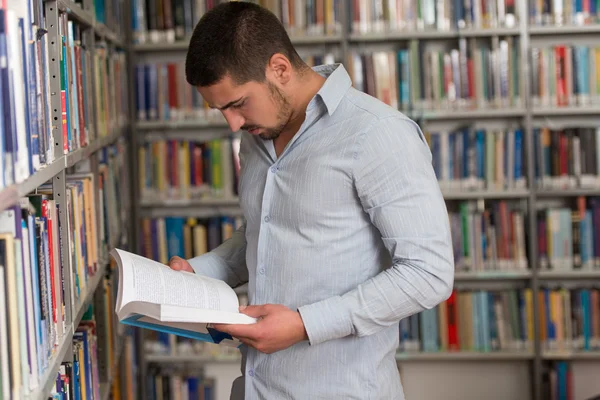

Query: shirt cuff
297,296,354,346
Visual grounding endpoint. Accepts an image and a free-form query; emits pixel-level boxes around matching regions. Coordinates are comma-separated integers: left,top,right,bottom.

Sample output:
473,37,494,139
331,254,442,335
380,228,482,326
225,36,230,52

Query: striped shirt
189,63,455,400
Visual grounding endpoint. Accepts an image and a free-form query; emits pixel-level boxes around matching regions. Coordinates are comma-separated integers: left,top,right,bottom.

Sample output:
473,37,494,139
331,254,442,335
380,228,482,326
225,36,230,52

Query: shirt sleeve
297,116,455,346
188,222,249,288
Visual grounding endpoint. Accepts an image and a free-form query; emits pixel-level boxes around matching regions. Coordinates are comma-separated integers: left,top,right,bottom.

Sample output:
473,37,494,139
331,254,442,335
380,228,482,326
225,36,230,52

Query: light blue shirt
189,63,454,400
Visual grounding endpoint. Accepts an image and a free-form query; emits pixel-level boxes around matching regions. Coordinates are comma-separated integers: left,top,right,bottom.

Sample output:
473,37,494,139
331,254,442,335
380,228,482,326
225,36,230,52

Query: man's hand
168,256,195,273
213,304,308,354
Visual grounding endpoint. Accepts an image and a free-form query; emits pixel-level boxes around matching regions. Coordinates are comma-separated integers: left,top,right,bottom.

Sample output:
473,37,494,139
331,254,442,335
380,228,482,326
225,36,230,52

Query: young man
168,2,454,399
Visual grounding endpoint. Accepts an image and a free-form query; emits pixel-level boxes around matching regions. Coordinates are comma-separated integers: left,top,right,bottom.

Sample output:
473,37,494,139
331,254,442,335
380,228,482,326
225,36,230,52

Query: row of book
58,13,129,153
530,0,600,26
48,274,138,399
131,0,343,45
542,362,573,400
138,137,241,202
134,61,206,122
425,127,526,192
139,216,245,264
138,196,600,275
398,289,532,353
449,200,528,273
537,197,600,272
0,140,128,399
0,0,129,191
534,127,600,190
134,53,336,122
146,364,215,400
0,0,54,189
398,287,600,354
350,0,520,33
131,0,600,42
532,45,600,108
349,38,522,113
136,126,600,199
539,288,600,352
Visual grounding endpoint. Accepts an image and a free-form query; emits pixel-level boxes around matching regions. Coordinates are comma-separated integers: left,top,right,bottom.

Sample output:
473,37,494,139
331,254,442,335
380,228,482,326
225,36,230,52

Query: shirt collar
310,63,352,116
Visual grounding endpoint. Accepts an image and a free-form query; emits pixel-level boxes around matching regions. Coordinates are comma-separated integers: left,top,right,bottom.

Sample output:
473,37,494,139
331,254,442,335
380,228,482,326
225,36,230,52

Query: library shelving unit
128,1,600,400
0,0,138,399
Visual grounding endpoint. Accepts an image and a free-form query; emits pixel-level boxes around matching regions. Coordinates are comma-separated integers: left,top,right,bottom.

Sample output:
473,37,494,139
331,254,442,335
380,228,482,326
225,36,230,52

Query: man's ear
267,53,292,85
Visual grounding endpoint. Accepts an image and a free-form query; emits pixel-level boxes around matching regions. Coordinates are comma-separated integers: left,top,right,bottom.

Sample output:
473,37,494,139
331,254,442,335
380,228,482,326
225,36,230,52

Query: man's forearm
188,223,249,287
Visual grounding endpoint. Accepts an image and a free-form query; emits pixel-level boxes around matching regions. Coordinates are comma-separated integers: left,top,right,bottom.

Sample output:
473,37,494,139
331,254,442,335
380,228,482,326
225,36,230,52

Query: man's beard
243,82,292,141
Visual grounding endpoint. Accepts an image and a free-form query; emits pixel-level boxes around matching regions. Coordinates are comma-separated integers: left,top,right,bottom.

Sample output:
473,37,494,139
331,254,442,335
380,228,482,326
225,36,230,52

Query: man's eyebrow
211,97,244,110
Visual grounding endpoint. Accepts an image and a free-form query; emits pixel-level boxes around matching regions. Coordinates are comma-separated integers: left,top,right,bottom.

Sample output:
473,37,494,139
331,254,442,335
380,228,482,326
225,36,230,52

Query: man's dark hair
185,2,306,87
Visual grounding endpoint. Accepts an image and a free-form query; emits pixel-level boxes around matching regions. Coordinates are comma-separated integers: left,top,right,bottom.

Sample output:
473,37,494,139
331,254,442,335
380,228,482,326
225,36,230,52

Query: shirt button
249,369,255,377
259,268,265,275
270,165,278,173
264,215,270,223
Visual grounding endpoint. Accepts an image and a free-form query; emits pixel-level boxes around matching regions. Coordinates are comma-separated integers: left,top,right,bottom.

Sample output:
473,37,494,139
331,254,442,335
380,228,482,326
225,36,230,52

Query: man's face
198,74,292,140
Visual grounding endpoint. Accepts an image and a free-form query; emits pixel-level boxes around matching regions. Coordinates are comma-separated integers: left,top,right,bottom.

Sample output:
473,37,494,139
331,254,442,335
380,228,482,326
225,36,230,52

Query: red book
447,290,460,350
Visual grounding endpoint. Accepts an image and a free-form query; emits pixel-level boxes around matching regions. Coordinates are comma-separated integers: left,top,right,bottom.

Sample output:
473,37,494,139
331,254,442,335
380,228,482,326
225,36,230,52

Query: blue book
110,248,256,348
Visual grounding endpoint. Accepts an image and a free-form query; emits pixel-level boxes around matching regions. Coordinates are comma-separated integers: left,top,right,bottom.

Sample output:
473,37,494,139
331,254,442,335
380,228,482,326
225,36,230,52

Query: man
168,2,454,399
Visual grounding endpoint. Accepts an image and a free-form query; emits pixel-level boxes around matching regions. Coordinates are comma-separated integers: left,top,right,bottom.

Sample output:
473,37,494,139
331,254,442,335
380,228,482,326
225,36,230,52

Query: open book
110,248,256,347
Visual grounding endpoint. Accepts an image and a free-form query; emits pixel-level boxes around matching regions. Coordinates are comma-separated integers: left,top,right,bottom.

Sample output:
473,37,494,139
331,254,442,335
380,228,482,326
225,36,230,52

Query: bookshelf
128,1,600,400
0,0,139,398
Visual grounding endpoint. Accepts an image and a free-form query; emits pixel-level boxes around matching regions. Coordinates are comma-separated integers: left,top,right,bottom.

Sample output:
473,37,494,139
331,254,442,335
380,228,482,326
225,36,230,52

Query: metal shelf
542,351,600,360
136,119,229,130
408,108,526,120
395,351,534,361
458,27,521,36
349,27,520,41
25,328,73,400
140,197,240,207
455,270,532,280
532,106,600,116
535,188,600,197
134,34,342,52
140,204,243,218
529,24,600,35
57,0,94,27
57,0,125,47
145,354,242,363
538,270,600,280
442,189,530,200
0,156,67,213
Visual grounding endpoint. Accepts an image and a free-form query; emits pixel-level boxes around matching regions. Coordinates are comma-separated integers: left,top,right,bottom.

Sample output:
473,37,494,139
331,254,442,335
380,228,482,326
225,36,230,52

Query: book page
114,249,239,314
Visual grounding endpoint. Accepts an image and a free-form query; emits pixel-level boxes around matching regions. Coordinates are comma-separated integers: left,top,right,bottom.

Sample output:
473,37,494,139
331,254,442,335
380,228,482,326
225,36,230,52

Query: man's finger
239,305,268,318
213,323,259,339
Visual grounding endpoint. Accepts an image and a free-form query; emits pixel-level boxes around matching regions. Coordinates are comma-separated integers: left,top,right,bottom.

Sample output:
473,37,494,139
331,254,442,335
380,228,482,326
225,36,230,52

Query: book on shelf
531,44,600,108
138,136,241,202
534,127,600,190
425,126,526,192
0,0,56,189
146,363,216,400
347,36,521,114
110,248,256,347
542,361,573,400
140,215,244,264
449,200,529,273
349,0,520,34
537,196,600,272
398,288,534,354
538,287,600,352
529,0,600,26
135,53,337,124
131,0,342,45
